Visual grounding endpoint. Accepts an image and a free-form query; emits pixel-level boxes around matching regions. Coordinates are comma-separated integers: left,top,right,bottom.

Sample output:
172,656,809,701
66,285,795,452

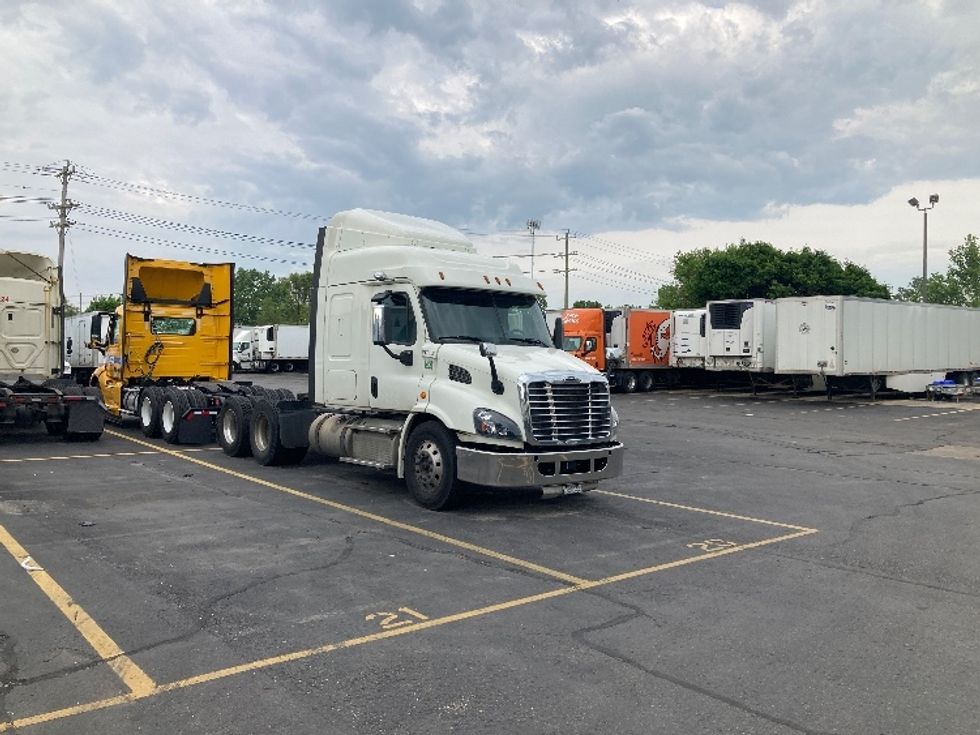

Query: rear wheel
160,388,190,444
217,395,253,457
139,387,164,437
268,362,281,373
621,371,638,394
404,422,459,511
638,372,654,392
250,399,306,466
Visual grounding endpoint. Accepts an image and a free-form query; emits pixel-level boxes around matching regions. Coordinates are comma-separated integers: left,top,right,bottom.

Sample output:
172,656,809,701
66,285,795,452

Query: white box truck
705,299,777,372
775,296,980,394
1,251,104,439
235,324,309,372
64,311,108,384
215,209,624,509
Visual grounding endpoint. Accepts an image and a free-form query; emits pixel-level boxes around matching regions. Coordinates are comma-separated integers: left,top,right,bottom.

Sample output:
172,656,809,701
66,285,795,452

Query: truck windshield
419,288,553,346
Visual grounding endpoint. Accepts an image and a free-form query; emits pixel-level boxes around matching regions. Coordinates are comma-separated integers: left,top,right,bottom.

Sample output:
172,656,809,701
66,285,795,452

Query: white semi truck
0,251,104,440
233,324,309,372
216,209,624,509
64,311,108,384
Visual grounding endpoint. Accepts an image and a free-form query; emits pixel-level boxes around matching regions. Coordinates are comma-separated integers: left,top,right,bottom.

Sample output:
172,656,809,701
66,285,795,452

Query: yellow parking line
594,490,817,532
0,527,817,733
105,430,587,586
0,524,156,696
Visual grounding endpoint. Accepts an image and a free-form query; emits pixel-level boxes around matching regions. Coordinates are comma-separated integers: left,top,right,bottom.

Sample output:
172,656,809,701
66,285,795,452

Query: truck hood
431,343,600,386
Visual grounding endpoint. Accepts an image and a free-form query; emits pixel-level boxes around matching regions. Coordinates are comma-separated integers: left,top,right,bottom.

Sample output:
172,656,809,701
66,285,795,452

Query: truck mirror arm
378,342,414,367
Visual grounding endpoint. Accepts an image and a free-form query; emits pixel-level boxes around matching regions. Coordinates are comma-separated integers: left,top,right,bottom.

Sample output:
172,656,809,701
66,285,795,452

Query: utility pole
48,160,76,365
526,219,540,277
555,229,578,309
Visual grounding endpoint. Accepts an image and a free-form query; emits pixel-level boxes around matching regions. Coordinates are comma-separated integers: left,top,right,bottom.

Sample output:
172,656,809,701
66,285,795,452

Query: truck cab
299,209,624,509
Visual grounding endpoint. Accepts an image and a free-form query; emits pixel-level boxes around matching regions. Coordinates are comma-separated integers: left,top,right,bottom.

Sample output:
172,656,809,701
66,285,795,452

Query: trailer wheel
250,399,306,466
160,388,190,444
217,396,253,457
139,387,164,437
638,372,654,392
268,362,281,373
621,371,638,394
283,362,295,372
405,422,459,511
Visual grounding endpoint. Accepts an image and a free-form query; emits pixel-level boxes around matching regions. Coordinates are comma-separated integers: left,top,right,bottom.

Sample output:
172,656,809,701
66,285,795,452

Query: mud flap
66,399,106,434
276,400,314,448
176,410,218,444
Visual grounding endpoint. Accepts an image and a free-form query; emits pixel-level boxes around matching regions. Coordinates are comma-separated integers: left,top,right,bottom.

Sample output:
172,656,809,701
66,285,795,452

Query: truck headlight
473,408,522,439
610,406,619,439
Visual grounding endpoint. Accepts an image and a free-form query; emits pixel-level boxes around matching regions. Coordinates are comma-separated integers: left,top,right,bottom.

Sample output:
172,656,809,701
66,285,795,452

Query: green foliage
234,268,278,324
256,271,313,324
86,294,123,313
535,293,548,310
572,299,603,308
655,240,890,309
898,234,980,306
62,302,79,317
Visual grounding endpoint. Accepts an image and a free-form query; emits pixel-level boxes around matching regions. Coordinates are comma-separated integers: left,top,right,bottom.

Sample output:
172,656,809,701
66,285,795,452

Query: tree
896,235,980,305
257,272,312,324
656,240,890,309
86,294,123,313
234,268,277,325
573,299,603,308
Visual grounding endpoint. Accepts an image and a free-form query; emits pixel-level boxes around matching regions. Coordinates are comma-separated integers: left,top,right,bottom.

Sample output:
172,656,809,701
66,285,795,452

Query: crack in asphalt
569,604,835,735
0,632,18,732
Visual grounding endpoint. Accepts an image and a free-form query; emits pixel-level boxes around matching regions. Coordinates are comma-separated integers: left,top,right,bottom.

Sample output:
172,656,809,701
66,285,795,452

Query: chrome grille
525,379,611,444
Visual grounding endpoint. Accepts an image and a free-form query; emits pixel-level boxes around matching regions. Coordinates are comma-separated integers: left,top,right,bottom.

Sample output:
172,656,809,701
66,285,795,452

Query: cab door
368,290,423,410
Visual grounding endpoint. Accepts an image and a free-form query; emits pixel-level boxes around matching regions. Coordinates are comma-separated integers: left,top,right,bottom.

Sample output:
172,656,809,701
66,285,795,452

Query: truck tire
160,388,190,444
284,362,295,372
621,371,638,394
139,387,164,437
638,372,654,392
249,399,307,466
217,395,253,457
404,422,459,511
268,361,281,373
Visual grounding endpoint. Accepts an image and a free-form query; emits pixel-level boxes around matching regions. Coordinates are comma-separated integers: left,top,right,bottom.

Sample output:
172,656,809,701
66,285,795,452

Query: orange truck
560,307,673,392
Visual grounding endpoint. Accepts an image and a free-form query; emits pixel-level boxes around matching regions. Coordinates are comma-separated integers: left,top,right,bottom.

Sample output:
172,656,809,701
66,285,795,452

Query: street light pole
908,194,939,302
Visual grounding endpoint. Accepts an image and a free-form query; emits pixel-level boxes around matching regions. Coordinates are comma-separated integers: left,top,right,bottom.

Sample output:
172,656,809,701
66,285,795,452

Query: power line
75,223,313,267
572,253,672,285
75,203,316,250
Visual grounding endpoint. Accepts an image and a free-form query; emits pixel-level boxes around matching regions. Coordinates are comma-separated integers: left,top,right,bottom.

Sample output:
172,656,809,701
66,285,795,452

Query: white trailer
670,309,707,368
64,311,108,384
704,299,777,372
775,296,980,390
236,324,309,372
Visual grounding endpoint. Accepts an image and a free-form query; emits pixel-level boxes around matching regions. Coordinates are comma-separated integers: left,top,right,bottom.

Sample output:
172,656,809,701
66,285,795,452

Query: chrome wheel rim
413,439,443,492
253,414,270,453
162,401,175,434
140,396,153,426
221,410,238,445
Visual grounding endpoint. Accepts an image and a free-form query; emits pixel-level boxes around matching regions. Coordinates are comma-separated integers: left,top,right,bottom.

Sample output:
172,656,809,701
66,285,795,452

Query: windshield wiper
507,337,550,346
435,335,486,343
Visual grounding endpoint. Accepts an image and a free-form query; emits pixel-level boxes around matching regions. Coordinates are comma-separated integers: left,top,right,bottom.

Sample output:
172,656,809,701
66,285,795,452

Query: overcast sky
1,0,978,309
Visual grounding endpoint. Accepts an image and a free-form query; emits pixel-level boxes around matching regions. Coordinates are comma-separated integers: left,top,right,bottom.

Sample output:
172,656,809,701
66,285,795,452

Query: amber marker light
419,391,427,399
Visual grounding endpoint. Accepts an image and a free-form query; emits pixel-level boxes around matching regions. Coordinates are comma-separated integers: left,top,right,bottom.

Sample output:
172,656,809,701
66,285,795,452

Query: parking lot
1,380,979,734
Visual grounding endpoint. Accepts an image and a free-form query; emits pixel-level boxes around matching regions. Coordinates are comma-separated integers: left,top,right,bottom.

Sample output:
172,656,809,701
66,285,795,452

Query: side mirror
371,301,389,345
89,314,103,343
66,337,73,356
584,337,597,354
399,350,414,367
552,318,564,349
479,342,498,358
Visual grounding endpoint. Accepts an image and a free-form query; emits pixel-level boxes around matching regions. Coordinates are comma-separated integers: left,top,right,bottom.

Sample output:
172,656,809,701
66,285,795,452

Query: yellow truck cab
91,255,269,443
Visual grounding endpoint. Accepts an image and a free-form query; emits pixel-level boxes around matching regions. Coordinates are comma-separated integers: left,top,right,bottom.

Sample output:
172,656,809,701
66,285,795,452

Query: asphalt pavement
1,380,978,734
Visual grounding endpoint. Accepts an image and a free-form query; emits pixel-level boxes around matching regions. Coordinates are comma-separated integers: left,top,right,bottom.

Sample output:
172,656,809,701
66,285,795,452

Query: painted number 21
365,607,429,630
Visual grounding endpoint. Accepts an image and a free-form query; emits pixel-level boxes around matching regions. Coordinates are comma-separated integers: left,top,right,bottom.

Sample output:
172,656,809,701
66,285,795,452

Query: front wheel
404,422,459,510
621,371,638,394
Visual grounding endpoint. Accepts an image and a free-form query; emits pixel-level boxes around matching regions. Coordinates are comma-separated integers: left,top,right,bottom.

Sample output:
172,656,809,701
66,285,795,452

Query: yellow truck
90,254,285,443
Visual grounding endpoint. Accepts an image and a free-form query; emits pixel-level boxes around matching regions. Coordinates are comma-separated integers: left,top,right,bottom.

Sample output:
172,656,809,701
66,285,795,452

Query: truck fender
397,410,452,479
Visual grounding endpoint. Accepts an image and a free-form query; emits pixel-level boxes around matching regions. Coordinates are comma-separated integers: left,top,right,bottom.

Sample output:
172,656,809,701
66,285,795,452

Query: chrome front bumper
455,442,624,488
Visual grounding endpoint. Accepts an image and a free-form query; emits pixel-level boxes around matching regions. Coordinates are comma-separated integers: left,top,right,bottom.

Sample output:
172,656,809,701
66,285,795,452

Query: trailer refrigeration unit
90,255,283,444
670,309,707,368
560,307,673,392
0,251,104,440
704,299,777,372
214,209,624,510
774,296,980,397
234,324,309,372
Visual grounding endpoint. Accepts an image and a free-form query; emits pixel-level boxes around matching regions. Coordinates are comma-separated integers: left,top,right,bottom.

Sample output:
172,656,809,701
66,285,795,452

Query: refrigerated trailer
704,299,777,372
774,296,980,394
234,324,309,372
670,309,707,368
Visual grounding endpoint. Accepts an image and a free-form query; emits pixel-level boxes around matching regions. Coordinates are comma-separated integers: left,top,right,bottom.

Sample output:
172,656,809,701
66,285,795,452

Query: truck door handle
371,376,378,398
